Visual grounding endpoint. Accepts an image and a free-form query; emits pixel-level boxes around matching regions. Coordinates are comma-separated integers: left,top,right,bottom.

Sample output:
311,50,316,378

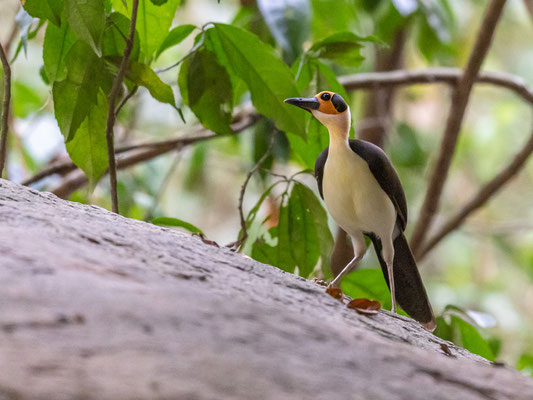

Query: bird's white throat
311,107,352,148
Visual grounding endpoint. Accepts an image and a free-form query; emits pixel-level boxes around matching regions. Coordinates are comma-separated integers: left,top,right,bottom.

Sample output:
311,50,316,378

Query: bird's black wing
314,147,329,200
349,139,408,231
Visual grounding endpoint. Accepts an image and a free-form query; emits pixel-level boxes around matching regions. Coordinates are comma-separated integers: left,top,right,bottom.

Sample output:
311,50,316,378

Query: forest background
1,0,533,372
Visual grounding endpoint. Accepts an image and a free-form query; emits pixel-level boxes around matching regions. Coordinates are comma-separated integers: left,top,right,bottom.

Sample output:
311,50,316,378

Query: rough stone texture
0,178,532,400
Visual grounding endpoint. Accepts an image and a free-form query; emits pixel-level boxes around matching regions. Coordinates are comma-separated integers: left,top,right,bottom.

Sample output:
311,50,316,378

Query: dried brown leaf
326,286,343,302
347,298,381,315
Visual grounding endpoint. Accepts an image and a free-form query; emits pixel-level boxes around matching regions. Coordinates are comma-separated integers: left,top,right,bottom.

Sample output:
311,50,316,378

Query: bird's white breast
322,143,396,239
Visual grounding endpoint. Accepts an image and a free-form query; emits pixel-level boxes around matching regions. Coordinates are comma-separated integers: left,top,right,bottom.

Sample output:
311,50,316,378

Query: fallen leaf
347,298,381,315
326,286,343,302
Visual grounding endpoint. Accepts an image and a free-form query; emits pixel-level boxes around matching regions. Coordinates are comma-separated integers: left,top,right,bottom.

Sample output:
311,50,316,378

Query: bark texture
0,179,532,400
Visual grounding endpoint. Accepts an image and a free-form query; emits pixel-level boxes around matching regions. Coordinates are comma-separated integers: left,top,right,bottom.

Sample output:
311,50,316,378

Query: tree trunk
1,178,532,400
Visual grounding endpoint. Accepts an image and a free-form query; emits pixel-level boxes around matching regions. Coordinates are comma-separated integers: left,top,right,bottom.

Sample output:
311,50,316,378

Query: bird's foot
312,278,328,287
390,302,397,314
325,285,344,302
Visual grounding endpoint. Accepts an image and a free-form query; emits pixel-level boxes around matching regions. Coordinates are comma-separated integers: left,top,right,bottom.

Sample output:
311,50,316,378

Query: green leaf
451,316,495,361
415,1,453,61
308,32,378,66
257,0,311,63
65,0,106,56
106,58,175,106
293,182,333,277
291,55,315,93
178,49,233,135
156,24,195,59
152,217,203,234
12,81,43,118
375,2,407,44
205,23,306,138
310,0,358,39
245,181,283,227
43,18,76,83
150,0,169,4
288,182,320,276
315,60,349,98
433,316,453,341
112,0,181,62
252,196,296,273
23,0,64,26
517,354,533,377
102,12,140,61
251,183,331,278
66,90,109,191
287,117,329,170
53,41,103,142
390,123,427,168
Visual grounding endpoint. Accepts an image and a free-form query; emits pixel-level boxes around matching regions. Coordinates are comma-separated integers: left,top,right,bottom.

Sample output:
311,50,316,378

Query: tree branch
0,43,12,178
409,0,507,257
339,68,533,105
23,108,256,186
50,112,260,199
24,66,533,189
418,125,533,259
105,0,139,214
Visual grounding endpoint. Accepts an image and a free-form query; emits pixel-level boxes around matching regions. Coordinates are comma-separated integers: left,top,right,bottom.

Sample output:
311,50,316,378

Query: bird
284,91,435,331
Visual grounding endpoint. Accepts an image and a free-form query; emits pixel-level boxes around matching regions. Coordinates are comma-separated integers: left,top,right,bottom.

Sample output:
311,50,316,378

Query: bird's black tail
369,232,435,331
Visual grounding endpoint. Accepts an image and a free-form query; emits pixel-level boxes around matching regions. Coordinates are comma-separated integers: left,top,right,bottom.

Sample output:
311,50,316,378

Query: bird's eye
321,93,331,101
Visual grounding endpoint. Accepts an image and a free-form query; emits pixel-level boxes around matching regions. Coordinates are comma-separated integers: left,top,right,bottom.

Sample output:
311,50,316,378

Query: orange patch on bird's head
315,91,348,114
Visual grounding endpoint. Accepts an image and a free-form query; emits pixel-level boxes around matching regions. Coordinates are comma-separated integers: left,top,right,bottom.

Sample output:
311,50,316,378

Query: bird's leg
382,240,397,313
328,256,360,289
328,232,367,289
386,260,397,314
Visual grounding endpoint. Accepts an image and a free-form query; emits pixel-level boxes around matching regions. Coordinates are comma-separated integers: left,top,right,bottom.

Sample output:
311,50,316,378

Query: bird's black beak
284,97,320,111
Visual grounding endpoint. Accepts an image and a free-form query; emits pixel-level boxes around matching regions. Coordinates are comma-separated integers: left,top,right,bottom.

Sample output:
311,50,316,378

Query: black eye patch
331,93,347,112
320,92,331,101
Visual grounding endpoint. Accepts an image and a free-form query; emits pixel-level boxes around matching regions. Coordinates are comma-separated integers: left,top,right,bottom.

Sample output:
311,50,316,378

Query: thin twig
115,86,138,117
0,44,12,178
409,0,507,257
418,125,533,259
50,113,260,199
226,132,276,251
154,38,204,74
105,0,139,214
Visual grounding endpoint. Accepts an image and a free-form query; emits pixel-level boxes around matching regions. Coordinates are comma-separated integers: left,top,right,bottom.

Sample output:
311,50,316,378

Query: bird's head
284,91,350,138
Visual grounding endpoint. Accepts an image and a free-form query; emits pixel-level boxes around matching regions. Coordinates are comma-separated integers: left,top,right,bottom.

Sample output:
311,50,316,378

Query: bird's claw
312,278,328,287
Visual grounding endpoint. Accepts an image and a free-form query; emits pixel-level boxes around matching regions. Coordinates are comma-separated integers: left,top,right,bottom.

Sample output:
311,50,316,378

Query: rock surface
0,178,532,400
